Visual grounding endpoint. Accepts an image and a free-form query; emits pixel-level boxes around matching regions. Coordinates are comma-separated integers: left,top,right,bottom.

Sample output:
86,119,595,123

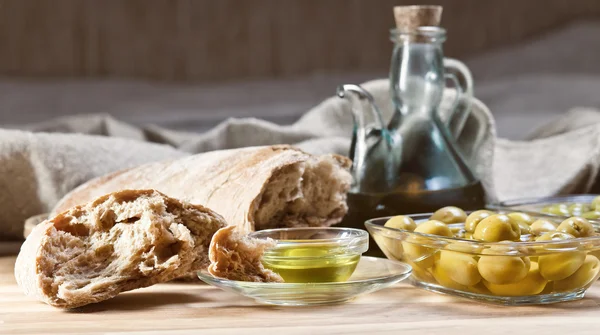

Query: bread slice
48,145,352,234
208,226,283,283
14,189,226,308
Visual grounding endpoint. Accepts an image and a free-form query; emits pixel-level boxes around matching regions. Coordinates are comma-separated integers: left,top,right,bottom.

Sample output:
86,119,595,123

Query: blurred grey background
1,0,600,139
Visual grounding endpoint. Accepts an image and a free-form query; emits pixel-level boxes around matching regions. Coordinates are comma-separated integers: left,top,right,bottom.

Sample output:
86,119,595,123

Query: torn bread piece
208,226,283,283
15,189,226,308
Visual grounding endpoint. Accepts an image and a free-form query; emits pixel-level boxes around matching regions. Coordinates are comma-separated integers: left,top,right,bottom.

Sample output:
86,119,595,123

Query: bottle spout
337,84,375,101
337,84,396,193
336,84,387,132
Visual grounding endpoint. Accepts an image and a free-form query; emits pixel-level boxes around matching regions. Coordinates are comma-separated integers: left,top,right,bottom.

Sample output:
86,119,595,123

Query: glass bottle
337,26,486,256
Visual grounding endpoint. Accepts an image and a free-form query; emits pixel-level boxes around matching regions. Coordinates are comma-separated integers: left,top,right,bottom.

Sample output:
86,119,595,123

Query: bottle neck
389,39,445,119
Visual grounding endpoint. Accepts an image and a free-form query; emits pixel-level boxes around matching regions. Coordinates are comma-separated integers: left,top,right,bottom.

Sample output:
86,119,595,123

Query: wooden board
1,255,600,335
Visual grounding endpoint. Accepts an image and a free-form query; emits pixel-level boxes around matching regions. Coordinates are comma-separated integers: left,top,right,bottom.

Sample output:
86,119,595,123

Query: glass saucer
197,256,412,306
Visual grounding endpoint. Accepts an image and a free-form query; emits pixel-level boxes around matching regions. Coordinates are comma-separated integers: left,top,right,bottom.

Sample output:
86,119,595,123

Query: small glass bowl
249,227,369,283
197,256,412,306
488,194,600,225
365,214,600,305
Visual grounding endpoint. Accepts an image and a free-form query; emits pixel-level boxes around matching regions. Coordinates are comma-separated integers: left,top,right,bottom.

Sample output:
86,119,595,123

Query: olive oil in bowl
262,244,361,283
250,227,369,284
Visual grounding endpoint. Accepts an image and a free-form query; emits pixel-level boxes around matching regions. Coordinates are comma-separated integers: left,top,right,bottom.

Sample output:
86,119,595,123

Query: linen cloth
2,79,599,243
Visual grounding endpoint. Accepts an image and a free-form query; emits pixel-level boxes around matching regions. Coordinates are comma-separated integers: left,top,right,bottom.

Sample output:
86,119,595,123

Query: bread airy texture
208,226,283,283
14,189,226,308
48,145,352,234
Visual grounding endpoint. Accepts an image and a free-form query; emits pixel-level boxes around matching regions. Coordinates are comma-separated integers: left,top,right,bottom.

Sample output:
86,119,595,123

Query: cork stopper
393,5,442,31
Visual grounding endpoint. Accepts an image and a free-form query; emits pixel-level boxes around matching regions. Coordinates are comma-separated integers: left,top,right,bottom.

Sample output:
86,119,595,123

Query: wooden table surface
1,256,600,335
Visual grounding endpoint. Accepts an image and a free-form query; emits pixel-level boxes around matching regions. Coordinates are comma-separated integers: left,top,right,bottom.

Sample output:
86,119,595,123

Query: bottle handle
443,58,474,139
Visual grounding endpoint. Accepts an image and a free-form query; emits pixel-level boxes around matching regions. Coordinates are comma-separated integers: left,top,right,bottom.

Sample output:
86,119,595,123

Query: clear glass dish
488,194,600,225
365,213,600,305
249,227,369,283
249,227,369,254
197,256,412,306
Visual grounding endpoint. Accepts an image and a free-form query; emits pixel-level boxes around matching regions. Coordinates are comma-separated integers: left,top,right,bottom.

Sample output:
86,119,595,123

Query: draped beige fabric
2,79,600,245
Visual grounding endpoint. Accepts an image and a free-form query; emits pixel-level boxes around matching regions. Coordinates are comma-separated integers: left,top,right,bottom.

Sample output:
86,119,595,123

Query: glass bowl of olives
489,194,600,222
365,206,600,305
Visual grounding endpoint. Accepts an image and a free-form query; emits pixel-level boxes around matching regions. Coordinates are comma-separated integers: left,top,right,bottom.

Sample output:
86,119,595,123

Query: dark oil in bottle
336,181,486,257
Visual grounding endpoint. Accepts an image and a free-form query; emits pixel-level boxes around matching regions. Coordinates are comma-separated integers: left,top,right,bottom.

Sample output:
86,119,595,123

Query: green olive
530,219,558,236
508,212,535,226
477,247,530,284
535,231,575,242
541,204,570,216
452,228,467,239
483,261,548,296
556,217,595,238
384,242,403,260
568,203,591,215
592,196,600,210
535,231,586,283
541,281,554,295
384,215,417,231
534,231,582,283
375,235,403,260
467,282,491,295
518,222,531,235
464,210,495,233
414,220,454,236
431,262,466,290
581,211,600,220
436,250,481,286
521,234,535,242
447,241,484,255
406,259,436,283
590,249,600,260
382,216,417,259
430,206,467,224
402,220,451,268
538,247,586,281
473,214,521,242
554,255,600,292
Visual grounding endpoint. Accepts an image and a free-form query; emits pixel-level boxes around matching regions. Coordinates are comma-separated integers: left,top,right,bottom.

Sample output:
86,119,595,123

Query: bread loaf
208,226,283,283
15,189,226,308
49,145,352,233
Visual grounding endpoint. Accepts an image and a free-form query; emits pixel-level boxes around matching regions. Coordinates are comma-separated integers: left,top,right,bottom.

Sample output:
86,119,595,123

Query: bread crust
49,145,351,233
15,189,226,308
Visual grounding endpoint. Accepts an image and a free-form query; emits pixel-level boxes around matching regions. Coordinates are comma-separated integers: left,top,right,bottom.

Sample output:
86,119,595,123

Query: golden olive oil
261,244,360,283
